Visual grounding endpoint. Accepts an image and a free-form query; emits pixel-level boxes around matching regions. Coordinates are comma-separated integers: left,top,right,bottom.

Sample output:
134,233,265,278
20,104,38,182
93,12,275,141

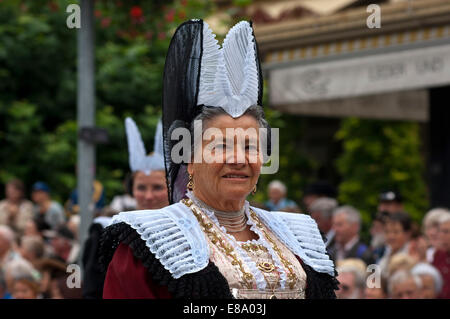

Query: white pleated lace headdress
198,21,260,118
125,117,165,175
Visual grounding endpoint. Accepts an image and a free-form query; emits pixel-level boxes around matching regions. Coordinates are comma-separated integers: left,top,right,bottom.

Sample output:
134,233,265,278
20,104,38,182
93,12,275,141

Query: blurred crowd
0,176,449,299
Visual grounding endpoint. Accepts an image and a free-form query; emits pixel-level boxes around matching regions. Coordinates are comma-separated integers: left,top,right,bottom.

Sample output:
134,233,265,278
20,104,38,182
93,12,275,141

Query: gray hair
333,205,362,229
437,211,450,226
423,208,450,229
336,265,366,291
411,262,444,295
309,197,338,220
0,225,15,246
190,105,270,156
268,180,287,194
20,236,45,259
388,269,422,297
4,258,39,282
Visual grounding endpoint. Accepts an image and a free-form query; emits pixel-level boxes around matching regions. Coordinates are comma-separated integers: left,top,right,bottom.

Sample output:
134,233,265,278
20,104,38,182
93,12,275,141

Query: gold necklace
182,198,254,289
248,209,298,290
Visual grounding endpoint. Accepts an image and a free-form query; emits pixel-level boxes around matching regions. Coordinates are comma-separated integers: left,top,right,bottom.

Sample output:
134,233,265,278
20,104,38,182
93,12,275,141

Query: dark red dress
432,250,450,299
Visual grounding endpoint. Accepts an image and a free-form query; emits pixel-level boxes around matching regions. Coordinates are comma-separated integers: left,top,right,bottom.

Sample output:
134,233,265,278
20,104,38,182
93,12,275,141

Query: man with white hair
432,211,450,298
309,197,338,247
264,180,299,212
335,264,366,299
388,269,422,299
411,262,443,298
328,205,375,265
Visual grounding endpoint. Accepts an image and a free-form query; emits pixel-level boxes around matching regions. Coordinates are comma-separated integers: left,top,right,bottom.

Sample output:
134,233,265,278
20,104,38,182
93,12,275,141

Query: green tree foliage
335,118,429,227
0,0,212,203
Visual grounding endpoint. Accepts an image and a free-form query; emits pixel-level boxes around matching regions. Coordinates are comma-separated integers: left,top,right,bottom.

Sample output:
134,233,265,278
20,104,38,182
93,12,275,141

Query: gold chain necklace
248,209,298,290
182,198,254,289
182,198,298,291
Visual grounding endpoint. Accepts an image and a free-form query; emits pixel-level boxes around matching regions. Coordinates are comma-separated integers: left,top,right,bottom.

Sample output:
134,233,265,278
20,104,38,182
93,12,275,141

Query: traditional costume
99,19,338,299
82,117,164,298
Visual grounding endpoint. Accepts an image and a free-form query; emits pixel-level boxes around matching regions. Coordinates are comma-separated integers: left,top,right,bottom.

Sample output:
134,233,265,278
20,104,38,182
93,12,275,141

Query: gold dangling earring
252,184,257,195
187,174,194,191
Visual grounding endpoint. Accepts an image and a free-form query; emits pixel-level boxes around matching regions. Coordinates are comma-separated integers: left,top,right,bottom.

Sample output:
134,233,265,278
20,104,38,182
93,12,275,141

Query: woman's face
418,274,437,299
6,184,22,202
12,281,37,299
188,114,262,207
425,225,440,249
385,221,409,252
132,170,169,210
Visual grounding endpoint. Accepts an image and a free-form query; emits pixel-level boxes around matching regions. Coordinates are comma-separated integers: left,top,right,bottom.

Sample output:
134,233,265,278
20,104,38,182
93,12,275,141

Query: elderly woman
264,180,299,212
0,179,34,234
422,208,450,262
411,262,443,298
100,19,337,299
388,269,422,299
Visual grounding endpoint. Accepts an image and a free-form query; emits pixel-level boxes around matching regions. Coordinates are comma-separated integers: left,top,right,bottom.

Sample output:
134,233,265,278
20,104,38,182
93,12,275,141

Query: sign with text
269,43,450,104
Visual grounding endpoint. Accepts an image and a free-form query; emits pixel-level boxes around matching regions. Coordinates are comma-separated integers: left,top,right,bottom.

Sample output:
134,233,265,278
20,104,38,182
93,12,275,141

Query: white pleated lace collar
111,199,335,280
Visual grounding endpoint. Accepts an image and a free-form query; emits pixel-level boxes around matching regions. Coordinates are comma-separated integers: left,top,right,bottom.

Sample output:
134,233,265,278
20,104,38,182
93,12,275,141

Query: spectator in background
264,180,299,212
31,182,65,230
378,190,404,215
411,262,443,299
11,275,40,299
0,178,34,234
65,180,106,217
369,212,388,263
3,257,40,295
378,212,413,276
67,215,80,241
19,236,45,268
388,269,421,299
329,206,374,266
50,225,79,264
386,252,417,279
423,208,449,263
432,211,450,299
34,257,67,299
364,273,388,299
335,264,366,299
0,225,21,272
309,197,338,247
302,181,337,211
109,173,137,213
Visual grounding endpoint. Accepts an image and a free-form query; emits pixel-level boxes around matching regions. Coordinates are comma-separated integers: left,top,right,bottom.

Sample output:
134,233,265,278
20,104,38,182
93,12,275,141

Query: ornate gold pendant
257,261,275,273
